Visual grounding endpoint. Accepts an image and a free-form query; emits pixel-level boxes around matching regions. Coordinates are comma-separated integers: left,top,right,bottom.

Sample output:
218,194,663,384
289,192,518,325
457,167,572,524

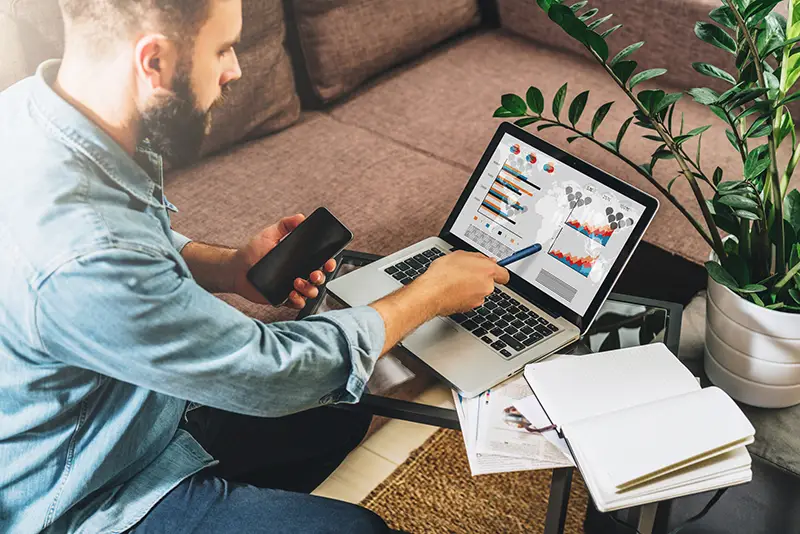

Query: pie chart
543,162,555,174
510,144,521,155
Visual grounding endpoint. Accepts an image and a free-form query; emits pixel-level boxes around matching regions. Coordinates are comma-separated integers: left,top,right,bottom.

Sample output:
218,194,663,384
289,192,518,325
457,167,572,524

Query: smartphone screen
246,208,353,305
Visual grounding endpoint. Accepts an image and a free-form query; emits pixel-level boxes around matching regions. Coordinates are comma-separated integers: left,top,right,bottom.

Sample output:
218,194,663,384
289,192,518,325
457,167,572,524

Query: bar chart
478,153,541,230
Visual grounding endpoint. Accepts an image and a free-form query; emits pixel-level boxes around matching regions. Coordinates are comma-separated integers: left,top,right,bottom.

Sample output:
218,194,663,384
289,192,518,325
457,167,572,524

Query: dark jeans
128,405,400,533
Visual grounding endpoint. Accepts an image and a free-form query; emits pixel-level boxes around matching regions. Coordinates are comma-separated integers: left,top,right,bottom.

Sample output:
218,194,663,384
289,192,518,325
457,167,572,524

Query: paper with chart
450,133,647,315
474,376,574,467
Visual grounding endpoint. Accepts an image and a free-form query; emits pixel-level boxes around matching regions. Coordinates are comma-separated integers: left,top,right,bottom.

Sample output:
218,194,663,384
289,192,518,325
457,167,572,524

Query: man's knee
328,406,373,453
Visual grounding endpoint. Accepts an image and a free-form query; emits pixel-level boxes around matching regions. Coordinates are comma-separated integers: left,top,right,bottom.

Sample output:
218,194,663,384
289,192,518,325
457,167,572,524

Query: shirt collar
30,60,163,208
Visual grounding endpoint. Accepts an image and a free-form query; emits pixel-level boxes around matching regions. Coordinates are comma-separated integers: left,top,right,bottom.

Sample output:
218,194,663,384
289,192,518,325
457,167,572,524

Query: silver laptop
328,123,659,397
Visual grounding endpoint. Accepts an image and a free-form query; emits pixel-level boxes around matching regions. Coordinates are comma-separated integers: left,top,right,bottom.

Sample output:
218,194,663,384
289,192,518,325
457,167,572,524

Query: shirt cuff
311,306,386,405
170,229,192,253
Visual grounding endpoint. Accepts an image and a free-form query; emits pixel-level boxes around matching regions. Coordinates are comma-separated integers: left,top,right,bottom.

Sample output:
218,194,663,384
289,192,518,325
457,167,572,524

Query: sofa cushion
0,0,300,154
287,0,481,103
329,30,758,264
201,0,301,156
166,112,472,321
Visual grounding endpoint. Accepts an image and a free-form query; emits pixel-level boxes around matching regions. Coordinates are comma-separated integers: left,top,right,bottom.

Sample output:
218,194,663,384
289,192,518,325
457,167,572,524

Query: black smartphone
246,207,354,305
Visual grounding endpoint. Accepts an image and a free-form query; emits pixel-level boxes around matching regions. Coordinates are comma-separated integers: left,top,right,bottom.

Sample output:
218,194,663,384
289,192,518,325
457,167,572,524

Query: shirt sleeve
170,229,192,253
34,247,386,417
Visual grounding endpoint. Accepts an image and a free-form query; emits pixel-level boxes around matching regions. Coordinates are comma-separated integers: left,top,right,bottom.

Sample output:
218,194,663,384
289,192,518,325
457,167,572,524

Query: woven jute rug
361,428,589,533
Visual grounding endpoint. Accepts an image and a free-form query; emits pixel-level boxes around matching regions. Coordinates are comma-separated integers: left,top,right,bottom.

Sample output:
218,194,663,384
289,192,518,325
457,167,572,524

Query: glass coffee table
300,250,683,534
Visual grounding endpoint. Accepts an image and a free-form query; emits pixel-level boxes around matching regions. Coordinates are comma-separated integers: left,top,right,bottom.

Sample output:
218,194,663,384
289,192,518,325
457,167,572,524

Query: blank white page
565,386,755,490
523,344,699,428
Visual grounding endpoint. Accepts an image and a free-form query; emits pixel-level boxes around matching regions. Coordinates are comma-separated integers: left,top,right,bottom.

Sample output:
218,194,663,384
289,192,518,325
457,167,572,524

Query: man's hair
58,0,212,51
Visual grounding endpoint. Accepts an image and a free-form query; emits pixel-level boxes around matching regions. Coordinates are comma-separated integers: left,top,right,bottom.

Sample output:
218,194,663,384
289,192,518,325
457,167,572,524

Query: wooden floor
312,384,455,503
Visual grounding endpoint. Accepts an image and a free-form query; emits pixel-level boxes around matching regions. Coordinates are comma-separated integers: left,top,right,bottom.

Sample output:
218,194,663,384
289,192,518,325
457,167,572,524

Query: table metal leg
636,503,658,534
544,468,573,534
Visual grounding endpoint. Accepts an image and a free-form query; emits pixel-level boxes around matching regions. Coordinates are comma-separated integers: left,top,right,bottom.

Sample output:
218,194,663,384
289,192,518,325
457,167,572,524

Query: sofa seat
329,30,752,264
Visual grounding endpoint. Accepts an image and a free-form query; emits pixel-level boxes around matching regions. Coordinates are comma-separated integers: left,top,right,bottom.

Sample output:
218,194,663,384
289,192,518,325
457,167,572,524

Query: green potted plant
494,0,800,407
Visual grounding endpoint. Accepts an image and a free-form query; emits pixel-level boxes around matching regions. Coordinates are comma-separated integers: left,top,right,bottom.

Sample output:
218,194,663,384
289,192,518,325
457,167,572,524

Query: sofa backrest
497,0,754,93
0,0,302,156
285,0,482,104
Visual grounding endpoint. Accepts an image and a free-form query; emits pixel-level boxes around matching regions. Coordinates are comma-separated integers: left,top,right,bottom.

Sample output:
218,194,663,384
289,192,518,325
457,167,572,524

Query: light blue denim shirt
0,60,386,534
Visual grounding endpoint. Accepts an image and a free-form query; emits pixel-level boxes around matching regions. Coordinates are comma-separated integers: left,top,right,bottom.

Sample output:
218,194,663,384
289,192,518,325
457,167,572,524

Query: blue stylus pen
497,243,542,267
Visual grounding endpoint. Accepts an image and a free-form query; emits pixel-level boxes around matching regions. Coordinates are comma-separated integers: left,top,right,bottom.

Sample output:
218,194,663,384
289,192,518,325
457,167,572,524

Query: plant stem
776,259,800,289
726,0,786,273
775,0,795,148
676,144,718,192
782,142,800,196
723,108,748,164
533,116,716,249
585,49,727,261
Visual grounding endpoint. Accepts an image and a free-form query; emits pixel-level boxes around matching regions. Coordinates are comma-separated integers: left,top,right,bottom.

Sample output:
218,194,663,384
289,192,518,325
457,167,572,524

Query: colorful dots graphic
543,162,555,174
526,153,537,164
510,144,521,155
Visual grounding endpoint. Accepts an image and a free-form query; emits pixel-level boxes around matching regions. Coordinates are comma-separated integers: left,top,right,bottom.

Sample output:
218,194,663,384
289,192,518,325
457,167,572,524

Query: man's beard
138,64,228,169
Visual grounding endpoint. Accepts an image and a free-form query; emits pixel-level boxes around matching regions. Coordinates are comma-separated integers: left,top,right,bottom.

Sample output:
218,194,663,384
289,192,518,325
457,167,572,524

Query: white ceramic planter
705,274,800,408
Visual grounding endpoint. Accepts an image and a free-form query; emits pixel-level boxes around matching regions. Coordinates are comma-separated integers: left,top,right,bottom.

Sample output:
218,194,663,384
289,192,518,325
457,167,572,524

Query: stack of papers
453,374,575,476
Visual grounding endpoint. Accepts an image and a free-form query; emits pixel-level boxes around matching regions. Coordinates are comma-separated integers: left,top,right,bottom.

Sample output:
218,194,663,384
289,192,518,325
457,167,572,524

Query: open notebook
523,343,754,512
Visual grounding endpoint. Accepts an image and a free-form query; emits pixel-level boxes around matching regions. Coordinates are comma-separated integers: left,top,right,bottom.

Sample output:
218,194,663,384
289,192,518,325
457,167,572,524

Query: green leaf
590,102,614,135
493,106,519,118
692,62,736,84
566,135,582,143
724,253,751,286
629,68,667,89
655,92,683,113
745,116,773,138
610,41,645,66
568,90,590,126
612,60,638,84
725,129,739,150
736,284,768,294
526,86,545,114
695,22,736,54
601,24,622,38
667,175,680,193
735,209,761,220
709,5,736,29
569,1,588,12
719,194,760,212
742,0,783,24
587,13,613,30
790,288,800,306
514,117,541,127
578,8,598,21
685,124,712,138
761,36,800,59
638,89,665,113
713,167,723,186
705,261,741,290
583,31,609,61
778,91,800,107
723,88,769,110
744,149,770,180
537,123,561,131
688,87,720,105
785,190,800,234
501,94,527,115
553,83,568,119
615,116,634,152
549,4,589,42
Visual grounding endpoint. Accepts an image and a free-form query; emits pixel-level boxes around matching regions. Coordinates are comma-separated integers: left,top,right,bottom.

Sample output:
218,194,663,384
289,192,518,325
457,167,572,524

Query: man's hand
369,251,509,354
230,214,337,309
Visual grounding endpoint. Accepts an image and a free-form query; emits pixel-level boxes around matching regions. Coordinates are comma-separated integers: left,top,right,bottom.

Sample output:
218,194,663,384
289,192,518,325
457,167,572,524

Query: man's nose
221,49,242,86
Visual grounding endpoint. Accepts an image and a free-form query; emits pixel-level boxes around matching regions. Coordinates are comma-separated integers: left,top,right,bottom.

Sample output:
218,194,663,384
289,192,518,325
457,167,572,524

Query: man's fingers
309,270,326,286
493,265,510,285
294,278,320,299
324,258,337,273
288,290,306,309
276,213,305,238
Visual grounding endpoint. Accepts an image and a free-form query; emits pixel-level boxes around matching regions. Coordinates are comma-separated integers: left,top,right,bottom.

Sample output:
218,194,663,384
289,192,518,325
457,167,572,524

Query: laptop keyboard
383,247,561,360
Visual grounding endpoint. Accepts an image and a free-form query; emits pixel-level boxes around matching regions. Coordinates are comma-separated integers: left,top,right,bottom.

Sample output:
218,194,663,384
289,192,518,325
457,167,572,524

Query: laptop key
523,336,537,346
504,325,518,334
405,258,423,270
495,320,509,328
385,265,399,275
481,336,493,344
465,311,478,318
396,261,412,270
485,301,498,310
520,325,535,335
392,272,405,281
513,332,527,342
413,253,427,263
499,334,525,352
450,313,468,324
531,332,544,341
525,317,540,328
486,313,500,323
491,340,507,350
473,327,487,338
490,327,505,337
511,319,525,328
500,349,512,358
400,278,413,285
534,325,552,336
461,320,478,331
477,308,491,316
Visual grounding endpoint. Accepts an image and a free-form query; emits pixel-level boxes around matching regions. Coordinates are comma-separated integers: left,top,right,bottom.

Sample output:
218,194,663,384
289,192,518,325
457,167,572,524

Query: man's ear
134,34,177,92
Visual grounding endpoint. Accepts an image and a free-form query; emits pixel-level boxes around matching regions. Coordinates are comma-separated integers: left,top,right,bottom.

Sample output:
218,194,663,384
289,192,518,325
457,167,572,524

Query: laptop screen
450,132,647,316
